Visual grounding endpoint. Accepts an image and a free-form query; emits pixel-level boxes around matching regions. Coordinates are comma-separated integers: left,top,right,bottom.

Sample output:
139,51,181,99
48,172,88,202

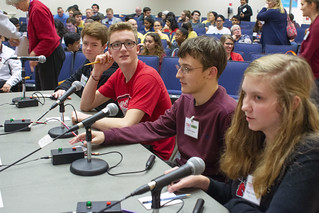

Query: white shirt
206,26,231,35
0,44,22,86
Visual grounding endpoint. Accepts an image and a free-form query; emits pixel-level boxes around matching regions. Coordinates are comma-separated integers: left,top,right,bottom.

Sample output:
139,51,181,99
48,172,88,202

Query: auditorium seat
219,61,250,99
24,61,36,90
58,51,73,84
264,44,298,54
295,28,306,44
193,27,206,36
234,43,262,61
160,56,181,97
73,52,86,73
138,55,160,72
250,53,266,61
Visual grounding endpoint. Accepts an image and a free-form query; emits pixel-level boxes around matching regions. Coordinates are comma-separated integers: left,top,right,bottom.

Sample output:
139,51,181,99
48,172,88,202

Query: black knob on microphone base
48,126,77,138
70,158,109,176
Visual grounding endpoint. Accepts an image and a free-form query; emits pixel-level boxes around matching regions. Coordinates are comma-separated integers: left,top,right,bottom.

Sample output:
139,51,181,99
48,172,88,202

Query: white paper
138,192,182,210
38,134,53,148
46,116,71,122
0,191,3,208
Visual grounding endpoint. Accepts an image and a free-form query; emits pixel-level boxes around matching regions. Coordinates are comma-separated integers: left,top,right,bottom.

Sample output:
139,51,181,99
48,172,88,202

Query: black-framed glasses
176,65,204,74
109,40,136,50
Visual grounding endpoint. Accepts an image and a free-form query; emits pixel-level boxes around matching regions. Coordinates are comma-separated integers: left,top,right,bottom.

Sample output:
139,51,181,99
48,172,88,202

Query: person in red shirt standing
6,0,65,90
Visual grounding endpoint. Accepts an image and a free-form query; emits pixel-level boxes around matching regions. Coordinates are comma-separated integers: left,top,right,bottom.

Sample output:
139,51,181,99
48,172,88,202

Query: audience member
7,0,65,90
231,25,252,43
63,32,81,53
133,6,142,18
137,7,155,22
140,16,154,35
71,22,175,160
141,32,166,69
127,18,144,43
66,17,79,34
91,15,102,23
102,8,122,25
231,15,241,26
70,36,237,180
84,18,94,26
54,7,69,26
204,11,218,31
73,10,84,32
289,13,300,28
9,17,19,32
252,20,263,43
257,0,290,49
53,22,118,112
67,8,75,18
190,10,205,28
206,15,231,35
170,27,188,56
167,54,319,213
181,22,198,39
220,34,244,61
163,16,179,36
0,35,21,92
237,0,253,21
299,0,319,92
177,10,191,23
83,8,93,22
54,19,67,43
91,3,104,21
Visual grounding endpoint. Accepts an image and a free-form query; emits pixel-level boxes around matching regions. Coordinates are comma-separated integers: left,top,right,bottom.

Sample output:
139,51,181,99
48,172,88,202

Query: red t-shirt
98,60,175,160
230,52,244,61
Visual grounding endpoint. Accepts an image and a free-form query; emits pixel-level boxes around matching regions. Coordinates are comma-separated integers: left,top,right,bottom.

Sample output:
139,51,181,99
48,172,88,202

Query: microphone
131,157,205,196
49,81,82,110
67,103,119,133
10,55,46,63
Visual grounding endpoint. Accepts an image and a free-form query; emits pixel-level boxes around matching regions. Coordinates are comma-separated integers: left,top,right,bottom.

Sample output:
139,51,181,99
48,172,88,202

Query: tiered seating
264,44,298,54
159,56,181,98
234,43,262,61
138,55,160,72
58,51,74,84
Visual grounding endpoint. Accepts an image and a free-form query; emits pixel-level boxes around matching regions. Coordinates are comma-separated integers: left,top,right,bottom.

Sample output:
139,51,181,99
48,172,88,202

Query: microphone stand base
70,158,109,176
12,97,38,108
48,126,77,138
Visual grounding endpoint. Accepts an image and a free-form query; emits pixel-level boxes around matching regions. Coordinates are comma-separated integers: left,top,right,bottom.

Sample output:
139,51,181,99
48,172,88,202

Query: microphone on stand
48,81,83,139
10,55,46,63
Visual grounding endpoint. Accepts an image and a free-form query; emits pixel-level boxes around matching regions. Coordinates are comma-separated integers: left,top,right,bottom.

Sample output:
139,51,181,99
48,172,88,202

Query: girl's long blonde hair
220,54,319,197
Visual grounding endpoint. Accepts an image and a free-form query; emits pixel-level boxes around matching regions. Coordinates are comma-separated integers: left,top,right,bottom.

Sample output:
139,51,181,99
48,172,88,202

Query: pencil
84,60,100,66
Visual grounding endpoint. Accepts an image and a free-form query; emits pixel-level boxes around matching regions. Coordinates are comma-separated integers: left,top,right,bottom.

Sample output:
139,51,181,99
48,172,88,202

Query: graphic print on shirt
117,93,131,115
236,179,246,197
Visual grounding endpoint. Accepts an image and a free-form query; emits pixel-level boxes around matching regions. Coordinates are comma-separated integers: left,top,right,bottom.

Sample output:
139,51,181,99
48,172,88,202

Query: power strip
51,147,85,165
76,201,121,213
4,119,31,132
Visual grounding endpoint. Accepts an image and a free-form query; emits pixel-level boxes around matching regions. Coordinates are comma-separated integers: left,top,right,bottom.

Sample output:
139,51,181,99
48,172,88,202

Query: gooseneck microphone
131,157,205,196
49,81,83,110
67,103,119,133
10,55,46,63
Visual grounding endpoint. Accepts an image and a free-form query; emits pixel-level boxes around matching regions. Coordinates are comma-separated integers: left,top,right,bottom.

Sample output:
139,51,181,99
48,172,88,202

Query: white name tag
304,30,310,41
243,8,247,13
243,175,261,206
184,117,199,139
80,74,88,87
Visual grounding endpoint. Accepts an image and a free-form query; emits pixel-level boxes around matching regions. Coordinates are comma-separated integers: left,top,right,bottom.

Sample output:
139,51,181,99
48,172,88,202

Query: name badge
243,175,261,206
243,8,247,13
304,30,310,41
80,74,88,87
184,116,199,139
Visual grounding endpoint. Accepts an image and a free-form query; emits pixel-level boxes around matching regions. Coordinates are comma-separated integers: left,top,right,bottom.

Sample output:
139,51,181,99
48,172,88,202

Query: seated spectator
170,27,188,56
143,20,170,47
252,20,263,43
73,10,84,33
163,16,179,36
206,15,231,35
220,34,244,61
289,13,300,28
132,6,142,18
231,15,241,26
83,8,93,22
54,19,67,43
52,22,118,112
140,16,154,35
91,3,104,21
177,10,191,23
84,18,94,26
204,11,218,31
161,10,169,23
0,35,22,92
190,10,205,28
63,32,81,53
70,36,237,180
102,8,122,25
54,7,69,26
91,15,102,23
127,18,144,44
137,7,155,22
231,24,252,44
181,22,197,39
66,17,79,34
9,17,20,32
141,33,166,70
67,7,75,18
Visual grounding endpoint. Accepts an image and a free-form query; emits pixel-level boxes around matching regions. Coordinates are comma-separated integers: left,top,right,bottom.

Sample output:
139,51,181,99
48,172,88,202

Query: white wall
1,0,306,24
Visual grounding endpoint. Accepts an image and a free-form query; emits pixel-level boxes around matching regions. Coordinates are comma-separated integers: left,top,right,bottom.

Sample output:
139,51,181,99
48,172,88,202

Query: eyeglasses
225,42,234,46
176,65,204,74
109,40,136,50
